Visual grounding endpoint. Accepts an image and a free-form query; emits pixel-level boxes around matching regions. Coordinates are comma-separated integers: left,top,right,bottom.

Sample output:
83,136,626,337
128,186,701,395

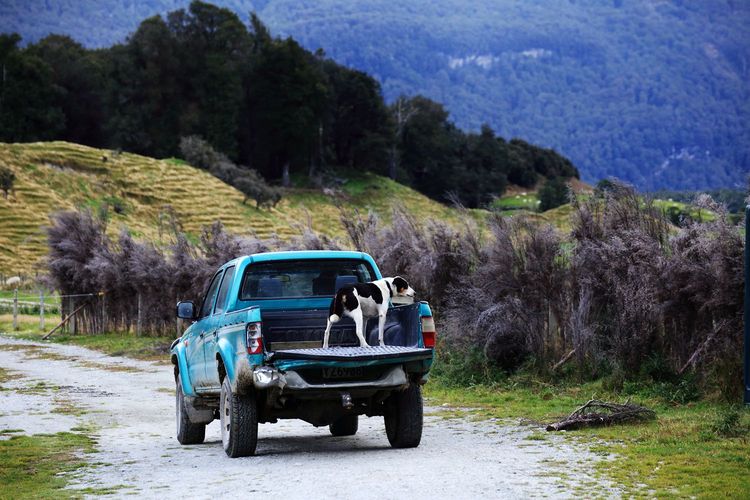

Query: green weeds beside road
0,314,173,361
425,380,750,498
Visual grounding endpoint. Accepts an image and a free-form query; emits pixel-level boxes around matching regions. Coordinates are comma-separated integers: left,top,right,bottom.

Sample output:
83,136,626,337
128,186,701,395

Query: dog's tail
328,289,346,322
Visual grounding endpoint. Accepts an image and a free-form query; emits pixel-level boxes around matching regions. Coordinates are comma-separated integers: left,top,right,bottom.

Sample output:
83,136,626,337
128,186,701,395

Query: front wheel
384,383,423,448
176,374,205,445
329,415,358,436
220,377,258,458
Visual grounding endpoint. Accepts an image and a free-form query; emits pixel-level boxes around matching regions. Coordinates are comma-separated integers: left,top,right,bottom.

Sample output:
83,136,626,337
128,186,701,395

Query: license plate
321,366,363,379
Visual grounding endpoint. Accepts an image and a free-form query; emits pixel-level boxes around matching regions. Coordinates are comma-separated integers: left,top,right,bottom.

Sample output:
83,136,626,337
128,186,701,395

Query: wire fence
1,289,181,337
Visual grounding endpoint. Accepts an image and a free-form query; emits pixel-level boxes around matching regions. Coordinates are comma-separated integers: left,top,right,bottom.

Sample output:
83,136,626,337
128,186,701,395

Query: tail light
246,322,264,354
420,316,436,348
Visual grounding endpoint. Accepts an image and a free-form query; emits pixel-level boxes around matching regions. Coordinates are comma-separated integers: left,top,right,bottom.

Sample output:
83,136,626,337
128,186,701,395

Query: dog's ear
392,276,408,293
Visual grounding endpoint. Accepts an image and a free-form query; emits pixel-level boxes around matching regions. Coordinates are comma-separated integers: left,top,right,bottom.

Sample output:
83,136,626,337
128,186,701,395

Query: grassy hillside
0,141,484,276
0,141,698,278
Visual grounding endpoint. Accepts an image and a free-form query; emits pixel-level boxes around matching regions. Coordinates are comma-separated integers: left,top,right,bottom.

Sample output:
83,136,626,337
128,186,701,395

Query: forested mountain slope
2,0,748,191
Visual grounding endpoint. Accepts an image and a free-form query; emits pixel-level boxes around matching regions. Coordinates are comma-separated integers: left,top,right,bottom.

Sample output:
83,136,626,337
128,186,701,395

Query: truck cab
170,250,436,457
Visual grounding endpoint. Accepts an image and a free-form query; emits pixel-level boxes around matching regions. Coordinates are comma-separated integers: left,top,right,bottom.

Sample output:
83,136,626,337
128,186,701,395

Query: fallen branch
678,319,727,375
551,348,576,372
546,399,655,431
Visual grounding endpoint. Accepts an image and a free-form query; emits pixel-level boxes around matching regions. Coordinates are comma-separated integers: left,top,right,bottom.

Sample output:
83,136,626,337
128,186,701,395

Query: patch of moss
0,432,96,499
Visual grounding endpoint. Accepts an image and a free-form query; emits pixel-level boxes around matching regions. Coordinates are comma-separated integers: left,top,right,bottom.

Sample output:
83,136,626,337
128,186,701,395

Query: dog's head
390,276,415,298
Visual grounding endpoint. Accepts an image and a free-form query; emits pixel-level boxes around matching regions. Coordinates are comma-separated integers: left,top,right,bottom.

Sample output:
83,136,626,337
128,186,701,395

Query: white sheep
5,276,21,287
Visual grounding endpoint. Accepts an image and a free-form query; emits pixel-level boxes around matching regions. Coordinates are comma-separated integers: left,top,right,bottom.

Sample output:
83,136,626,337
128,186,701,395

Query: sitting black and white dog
323,277,415,348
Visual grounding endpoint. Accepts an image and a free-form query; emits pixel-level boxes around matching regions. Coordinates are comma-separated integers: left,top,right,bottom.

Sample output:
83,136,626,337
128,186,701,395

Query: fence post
744,204,749,405
39,290,45,331
101,292,106,334
12,288,18,331
70,297,76,335
137,293,142,337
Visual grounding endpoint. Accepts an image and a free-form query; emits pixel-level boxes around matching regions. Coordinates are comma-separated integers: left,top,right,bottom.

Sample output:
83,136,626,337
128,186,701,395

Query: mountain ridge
1,0,748,190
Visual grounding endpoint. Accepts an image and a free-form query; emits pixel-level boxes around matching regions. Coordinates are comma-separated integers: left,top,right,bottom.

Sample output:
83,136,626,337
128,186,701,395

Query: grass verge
0,432,96,499
425,379,750,497
1,314,173,361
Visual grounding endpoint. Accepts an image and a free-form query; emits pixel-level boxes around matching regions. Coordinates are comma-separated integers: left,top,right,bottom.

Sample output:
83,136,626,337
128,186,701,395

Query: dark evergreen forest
0,1,578,208
1,0,747,191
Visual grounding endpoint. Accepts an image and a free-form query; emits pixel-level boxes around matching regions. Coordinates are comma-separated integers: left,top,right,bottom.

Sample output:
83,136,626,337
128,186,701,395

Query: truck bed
261,302,422,351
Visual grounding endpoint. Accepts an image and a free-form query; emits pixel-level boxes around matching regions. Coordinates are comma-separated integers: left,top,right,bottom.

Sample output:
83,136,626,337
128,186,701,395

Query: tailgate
268,345,432,362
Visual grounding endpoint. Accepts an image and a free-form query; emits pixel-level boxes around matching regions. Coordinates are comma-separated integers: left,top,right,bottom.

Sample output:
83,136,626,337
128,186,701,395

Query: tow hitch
340,392,354,409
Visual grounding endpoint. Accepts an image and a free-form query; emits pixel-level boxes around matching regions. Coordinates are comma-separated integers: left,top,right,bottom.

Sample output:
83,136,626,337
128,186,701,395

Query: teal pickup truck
170,250,436,457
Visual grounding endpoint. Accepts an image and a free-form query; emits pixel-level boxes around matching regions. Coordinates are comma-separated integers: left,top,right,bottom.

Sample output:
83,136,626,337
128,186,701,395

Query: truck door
204,265,235,388
190,269,223,389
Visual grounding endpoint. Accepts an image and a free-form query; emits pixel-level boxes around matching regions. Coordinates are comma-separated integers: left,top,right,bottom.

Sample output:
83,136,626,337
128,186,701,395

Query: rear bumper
253,364,408,392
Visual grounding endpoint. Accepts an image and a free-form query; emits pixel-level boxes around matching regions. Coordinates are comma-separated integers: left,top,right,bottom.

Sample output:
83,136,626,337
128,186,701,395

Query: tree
0,165,15,198
105,15,182,157
397,96,460,199
388,96,417,180
169,1,250,159
323,62,390,172
0,34,64,142
27,35,106,147
459,124,509,207
538,176,569,212
248,36,327,185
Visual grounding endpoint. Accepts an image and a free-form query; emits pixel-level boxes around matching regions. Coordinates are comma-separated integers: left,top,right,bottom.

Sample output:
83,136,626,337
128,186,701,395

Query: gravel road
0,335,619,498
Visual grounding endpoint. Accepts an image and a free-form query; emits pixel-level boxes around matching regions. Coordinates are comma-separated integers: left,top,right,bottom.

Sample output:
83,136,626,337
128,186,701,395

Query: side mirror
176,301,196,320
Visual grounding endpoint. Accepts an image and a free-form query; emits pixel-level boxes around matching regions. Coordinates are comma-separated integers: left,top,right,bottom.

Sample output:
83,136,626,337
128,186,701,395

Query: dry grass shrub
45,180,746,397
340,206,481,310
437,181,744,394
443,215,569,371
45,210,337,335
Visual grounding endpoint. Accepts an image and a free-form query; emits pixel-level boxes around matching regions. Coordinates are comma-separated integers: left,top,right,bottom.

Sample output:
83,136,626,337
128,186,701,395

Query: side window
213,266,236,315
199,271,223,319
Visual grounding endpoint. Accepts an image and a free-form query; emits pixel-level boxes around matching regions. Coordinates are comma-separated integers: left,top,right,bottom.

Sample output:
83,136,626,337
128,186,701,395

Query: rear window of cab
239,259,376,299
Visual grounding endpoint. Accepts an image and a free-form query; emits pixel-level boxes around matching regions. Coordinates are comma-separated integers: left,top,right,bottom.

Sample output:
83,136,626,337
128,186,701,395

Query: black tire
384,383,423,448
176,374,206,445
329,415,359,436
220,377,258,458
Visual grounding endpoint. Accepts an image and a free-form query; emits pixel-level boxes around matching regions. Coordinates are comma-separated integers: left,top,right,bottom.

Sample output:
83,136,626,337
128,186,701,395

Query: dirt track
0,335,619,498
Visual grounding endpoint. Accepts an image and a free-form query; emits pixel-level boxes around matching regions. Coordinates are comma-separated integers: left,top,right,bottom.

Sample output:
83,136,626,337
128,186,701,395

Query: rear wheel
220,377,258,458
175,374,205,445
384,383,423,448
329,415,358,436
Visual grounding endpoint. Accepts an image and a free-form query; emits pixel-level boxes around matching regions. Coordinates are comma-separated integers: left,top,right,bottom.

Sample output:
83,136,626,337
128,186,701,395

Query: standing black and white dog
323,277,415,348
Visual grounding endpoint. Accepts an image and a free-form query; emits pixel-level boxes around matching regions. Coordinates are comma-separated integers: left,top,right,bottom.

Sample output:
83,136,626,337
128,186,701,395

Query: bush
622,376,700,405
440,215,569,371
179,135,282,209
44,177,746,398
430,344,506,387
233,169,282,208
340,206,481,310
178,136,224,171
436,180,744,394
710,406,747,437
0,164,15,198
538,176,568,211
46,211,291,334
